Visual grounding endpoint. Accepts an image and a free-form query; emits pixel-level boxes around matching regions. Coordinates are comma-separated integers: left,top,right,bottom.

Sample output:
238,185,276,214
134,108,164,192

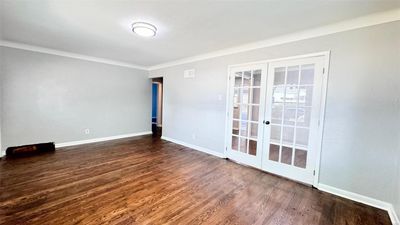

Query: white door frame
224,51,331,187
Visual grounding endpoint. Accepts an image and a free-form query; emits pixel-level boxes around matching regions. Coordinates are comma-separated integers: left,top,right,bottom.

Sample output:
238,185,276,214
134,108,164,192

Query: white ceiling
1,0,399,67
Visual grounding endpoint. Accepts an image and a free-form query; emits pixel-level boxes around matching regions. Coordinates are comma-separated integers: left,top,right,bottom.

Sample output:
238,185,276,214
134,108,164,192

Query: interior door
226,64,267,168
261,56,325,185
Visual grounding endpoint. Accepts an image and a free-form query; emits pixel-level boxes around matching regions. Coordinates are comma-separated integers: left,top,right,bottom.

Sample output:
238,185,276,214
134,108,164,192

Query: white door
261,56,325,185
226,64,267,168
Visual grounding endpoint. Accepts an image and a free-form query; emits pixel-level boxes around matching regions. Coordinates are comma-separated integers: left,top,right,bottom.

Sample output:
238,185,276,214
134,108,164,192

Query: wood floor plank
0,135,392,225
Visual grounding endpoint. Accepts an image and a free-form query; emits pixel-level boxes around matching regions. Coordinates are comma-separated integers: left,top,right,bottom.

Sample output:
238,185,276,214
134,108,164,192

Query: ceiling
1,0,399,67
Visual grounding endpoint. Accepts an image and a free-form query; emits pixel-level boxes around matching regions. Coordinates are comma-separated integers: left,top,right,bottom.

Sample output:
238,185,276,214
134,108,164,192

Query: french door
261,56,325,185
226,55,326,185
226,64,267,168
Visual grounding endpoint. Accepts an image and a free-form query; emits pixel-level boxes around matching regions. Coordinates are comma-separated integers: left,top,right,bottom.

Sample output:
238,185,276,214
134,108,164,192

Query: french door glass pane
283,107,296,126
243,71,251,86
251,88,261,104
286,66,299,85
252,70,261,86
235,72,242,87
282,126,294,145
233,88,241,104
232,120,239,135
294,149,307,168
272,86,285,104
274,67,285,85
250,123,258,138
295,128,309,146
300,64,314,85
242,88,249,104
270,125,281,143
233,105,240,119
240,121,248,137
269,144,279,162
298,86,313,106
232,136,239,151
249,140,257,156
285,86,298,107
250,105,259,122
296,107,311,127
281,146,293,165
271,104,283,124
240,137,247,153
241,105,248,120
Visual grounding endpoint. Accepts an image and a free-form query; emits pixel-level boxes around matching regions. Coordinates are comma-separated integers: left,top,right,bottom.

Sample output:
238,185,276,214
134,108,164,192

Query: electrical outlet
84,128,90,134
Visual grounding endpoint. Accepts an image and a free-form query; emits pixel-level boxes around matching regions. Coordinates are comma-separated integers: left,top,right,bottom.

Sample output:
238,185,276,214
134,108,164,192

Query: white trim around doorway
224,51,331,187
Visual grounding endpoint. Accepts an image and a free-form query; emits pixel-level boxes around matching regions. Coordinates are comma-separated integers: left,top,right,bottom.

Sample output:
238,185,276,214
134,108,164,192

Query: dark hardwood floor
0,135,391,225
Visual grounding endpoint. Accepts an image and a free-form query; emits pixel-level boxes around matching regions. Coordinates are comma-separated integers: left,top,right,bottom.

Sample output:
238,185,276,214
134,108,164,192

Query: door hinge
313,170,316,176
322,68,325,74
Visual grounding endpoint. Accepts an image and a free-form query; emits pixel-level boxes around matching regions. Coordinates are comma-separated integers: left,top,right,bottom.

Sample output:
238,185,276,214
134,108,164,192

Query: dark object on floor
152,123,162,137
6,142,55,157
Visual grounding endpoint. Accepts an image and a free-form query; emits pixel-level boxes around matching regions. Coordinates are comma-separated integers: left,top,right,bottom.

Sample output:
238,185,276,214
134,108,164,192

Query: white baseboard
318,184,399,225
55,131,152,148
161,136,226,158
389,205,400,225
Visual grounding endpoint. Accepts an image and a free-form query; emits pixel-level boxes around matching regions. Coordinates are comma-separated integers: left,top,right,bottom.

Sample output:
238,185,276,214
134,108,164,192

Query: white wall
0,47,151,152
150,21,400,206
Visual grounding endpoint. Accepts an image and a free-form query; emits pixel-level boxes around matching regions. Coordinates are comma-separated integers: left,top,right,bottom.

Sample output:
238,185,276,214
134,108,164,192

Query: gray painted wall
396,137,400,218
1,47,151,152
0,47,3,154
397,167,400,219
150,21,400,206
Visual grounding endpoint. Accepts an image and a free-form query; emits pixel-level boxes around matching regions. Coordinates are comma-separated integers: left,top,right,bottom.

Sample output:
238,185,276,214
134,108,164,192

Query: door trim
224,51,331,187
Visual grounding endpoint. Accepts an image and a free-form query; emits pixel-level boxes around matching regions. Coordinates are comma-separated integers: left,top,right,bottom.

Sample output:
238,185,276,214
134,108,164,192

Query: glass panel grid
231,68,262,156
269,64,314,168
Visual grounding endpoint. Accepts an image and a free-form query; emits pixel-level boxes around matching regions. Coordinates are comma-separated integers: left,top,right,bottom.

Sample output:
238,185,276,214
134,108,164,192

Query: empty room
0,1,399,224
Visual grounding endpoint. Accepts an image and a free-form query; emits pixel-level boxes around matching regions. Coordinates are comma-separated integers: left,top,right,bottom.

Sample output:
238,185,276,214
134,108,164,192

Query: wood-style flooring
0,135,392,225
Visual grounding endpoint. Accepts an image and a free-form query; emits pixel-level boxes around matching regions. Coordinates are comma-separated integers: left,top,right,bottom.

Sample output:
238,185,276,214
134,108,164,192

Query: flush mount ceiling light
131,22,157,37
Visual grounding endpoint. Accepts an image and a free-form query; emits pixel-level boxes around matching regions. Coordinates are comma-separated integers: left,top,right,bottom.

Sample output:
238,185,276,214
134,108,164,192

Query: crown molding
0,40,148,70
148,8,400,71
1,8,399,72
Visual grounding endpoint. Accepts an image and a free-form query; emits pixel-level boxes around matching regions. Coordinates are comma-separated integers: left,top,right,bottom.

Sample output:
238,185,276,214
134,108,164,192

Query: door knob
263,120,270,125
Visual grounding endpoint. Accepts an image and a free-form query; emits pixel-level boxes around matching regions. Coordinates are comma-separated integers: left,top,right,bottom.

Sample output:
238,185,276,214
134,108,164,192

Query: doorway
226,53,329,185
152,77,163,137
